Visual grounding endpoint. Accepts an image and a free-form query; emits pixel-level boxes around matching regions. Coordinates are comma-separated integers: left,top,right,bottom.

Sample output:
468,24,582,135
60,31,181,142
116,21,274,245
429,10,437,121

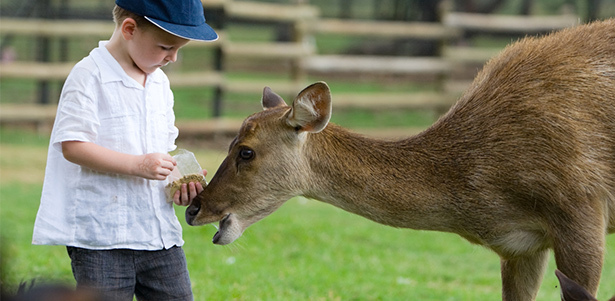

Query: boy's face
127,24,190,74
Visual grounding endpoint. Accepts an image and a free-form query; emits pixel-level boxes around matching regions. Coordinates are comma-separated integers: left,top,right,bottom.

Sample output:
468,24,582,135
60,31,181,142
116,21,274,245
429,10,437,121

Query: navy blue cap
115,0,218,41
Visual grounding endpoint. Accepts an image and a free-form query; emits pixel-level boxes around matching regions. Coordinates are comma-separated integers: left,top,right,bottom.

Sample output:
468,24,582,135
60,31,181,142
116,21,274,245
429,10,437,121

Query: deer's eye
238,148,255,161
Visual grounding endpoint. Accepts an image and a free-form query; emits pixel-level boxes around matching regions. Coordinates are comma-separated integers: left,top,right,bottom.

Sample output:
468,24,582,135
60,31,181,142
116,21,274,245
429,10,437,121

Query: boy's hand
173,169,207,206
136,153,177,180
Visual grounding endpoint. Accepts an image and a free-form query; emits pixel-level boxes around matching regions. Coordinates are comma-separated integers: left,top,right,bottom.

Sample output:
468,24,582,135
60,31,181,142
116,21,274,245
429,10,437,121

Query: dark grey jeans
66,246,193,301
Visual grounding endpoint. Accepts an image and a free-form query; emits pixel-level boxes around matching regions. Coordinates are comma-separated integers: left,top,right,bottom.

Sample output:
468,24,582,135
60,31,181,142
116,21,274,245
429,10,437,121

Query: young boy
32,0,218,300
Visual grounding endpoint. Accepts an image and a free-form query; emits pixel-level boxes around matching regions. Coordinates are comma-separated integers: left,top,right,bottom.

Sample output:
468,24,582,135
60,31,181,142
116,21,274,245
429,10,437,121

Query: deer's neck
304,124,467,232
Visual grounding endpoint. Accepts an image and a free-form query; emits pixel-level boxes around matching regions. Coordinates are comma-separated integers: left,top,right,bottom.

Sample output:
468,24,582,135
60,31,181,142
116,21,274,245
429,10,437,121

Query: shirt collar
91,41,165,88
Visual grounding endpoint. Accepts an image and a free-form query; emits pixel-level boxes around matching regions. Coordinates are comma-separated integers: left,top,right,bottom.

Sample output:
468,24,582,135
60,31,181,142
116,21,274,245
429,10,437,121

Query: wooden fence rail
313,19,460,39
1,1,583,137
443,12,579,34
0,18,115,37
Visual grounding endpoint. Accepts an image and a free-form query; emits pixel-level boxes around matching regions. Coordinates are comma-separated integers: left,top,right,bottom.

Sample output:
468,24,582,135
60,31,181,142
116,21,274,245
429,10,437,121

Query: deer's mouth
212,213,244,245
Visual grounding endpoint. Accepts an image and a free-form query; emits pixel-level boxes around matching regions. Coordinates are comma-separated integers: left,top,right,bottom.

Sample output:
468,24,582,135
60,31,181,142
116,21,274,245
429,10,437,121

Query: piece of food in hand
165,174,207,203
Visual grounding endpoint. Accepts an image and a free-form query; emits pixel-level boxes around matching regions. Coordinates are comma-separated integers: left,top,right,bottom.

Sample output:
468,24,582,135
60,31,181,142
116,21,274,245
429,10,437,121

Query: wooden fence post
208,3,226,118
35,0,51,104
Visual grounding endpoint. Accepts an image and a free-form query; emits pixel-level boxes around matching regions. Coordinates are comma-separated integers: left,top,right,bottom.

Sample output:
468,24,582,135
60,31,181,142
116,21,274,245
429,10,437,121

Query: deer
186,18,615,300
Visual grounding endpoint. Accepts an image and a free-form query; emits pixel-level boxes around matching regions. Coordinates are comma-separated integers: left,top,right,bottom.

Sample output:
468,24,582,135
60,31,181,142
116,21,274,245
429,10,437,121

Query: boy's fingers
173,190,181,205
163,153,177,166
161,159,176,171
180,183,189,206
188,182,196,194
195,182,204,194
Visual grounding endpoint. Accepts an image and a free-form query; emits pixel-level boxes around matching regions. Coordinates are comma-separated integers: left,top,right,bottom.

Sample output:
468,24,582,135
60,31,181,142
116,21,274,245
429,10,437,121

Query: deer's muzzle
212,213,244,245
185,201,201,226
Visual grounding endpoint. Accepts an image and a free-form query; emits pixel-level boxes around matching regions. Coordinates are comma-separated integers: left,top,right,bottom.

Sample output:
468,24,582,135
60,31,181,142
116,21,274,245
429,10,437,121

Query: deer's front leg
500,250,549,301
552,224,605,297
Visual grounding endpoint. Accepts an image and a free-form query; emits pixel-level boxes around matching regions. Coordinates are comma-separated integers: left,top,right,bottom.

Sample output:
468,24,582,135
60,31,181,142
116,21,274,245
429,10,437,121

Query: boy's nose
167,50,179,63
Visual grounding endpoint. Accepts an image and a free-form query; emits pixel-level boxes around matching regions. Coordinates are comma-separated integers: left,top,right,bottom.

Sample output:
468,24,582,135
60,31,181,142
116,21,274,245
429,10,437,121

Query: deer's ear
555,270,598,301
261,87,287,110
286,82,332,133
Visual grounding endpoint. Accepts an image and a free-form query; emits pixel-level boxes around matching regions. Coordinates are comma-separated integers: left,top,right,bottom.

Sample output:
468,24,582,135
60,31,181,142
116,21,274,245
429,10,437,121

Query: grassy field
1,129,615,300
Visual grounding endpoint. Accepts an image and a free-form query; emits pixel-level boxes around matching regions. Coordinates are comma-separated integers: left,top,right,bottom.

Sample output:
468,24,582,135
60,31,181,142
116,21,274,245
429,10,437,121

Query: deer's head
185,82,332,244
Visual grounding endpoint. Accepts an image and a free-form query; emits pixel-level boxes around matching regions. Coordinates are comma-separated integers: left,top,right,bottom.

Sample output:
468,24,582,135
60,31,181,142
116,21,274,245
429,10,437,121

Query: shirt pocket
95,84,144,153
97,113,142,153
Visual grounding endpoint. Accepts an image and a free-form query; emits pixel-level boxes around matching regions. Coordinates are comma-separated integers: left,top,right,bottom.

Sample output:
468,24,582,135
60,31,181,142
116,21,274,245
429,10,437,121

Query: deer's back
421,19,615,231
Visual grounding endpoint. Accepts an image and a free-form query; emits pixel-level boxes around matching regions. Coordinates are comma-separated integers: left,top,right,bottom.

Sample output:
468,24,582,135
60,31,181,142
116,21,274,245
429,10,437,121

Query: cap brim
145,16,219,42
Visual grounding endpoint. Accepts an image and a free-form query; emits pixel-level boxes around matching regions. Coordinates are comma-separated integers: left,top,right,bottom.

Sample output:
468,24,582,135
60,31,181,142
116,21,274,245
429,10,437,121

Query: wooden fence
0,0,581,137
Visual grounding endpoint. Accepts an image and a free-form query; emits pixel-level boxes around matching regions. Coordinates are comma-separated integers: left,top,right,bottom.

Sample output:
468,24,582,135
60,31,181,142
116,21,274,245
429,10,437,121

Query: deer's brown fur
187,19,615,300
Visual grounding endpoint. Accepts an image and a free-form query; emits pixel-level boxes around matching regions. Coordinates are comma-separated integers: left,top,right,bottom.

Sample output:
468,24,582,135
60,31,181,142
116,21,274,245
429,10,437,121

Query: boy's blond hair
112,5,155,30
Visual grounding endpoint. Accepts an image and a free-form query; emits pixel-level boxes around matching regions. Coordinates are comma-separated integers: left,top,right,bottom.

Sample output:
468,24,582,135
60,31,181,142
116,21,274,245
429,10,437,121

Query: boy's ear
120,18,138,40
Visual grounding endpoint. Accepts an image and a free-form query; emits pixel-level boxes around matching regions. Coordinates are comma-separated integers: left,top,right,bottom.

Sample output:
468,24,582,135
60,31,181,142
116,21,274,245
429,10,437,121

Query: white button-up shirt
33,41,182,250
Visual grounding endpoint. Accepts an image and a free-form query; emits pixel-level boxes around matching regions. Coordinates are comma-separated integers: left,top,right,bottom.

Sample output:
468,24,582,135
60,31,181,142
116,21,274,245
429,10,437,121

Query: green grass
1,130,615,300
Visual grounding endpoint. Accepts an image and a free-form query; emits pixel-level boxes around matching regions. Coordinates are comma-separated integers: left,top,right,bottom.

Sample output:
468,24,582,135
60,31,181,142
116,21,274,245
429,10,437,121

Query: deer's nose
185,202,201,225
